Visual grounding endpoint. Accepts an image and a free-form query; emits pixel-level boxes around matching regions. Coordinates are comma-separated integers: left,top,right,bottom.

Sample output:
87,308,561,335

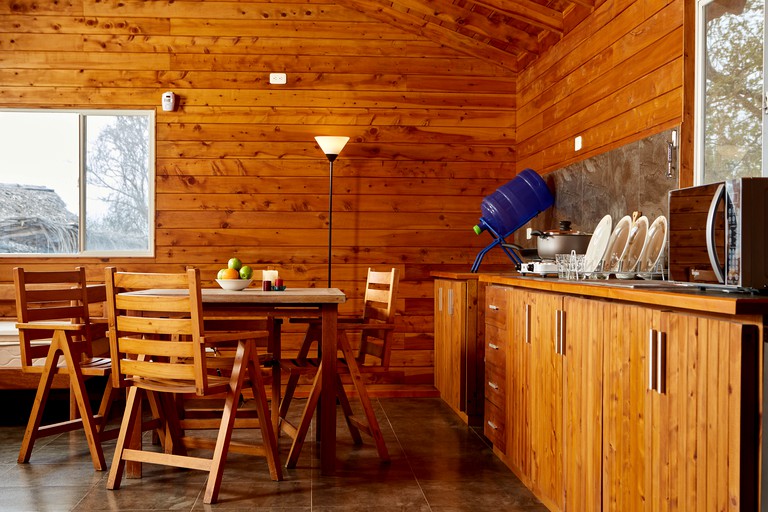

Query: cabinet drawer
484,399,506,451
485,364,506,409
485,324,507,368
485,285,508,328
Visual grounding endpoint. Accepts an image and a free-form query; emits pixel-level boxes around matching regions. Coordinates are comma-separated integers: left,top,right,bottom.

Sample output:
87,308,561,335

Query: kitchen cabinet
480,275,762,512
603,303,760,512
433,275,483,424
528,289,564,512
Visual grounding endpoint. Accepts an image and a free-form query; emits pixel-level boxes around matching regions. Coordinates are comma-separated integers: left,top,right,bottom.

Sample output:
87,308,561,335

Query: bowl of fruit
215,257,253,291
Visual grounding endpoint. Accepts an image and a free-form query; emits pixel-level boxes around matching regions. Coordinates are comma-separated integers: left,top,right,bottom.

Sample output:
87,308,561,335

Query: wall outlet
269,73,287,85
574,135,583,151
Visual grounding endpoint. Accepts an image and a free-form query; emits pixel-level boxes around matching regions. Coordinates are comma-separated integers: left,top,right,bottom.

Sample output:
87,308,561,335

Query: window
695,0,766,184
0,110,155,256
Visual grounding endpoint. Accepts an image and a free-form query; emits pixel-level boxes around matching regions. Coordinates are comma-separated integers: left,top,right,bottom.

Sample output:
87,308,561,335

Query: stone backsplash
518,128,679,253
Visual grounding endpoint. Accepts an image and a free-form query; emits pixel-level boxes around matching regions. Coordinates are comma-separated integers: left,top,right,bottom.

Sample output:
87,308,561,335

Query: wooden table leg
319,303,337,475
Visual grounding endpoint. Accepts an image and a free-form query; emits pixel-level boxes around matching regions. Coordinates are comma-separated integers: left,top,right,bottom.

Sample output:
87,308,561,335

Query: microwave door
705,183,726,284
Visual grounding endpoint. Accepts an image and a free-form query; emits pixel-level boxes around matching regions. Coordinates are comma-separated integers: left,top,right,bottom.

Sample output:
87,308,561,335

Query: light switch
574,136,583,151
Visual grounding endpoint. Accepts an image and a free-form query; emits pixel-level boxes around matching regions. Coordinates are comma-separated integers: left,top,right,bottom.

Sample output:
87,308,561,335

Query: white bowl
215,278,252,291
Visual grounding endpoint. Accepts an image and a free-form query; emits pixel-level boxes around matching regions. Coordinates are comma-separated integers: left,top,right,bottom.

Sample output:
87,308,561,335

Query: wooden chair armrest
16,321,86,332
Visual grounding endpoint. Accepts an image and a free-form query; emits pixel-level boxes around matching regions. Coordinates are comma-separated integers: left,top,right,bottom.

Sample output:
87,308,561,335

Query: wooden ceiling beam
338,0,521,73
391,0,542,55
471,0,564,34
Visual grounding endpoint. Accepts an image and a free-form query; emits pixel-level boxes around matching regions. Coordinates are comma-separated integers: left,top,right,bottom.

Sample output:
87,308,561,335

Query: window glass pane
702,0,764,183
84,115,151,252
0,110,153,256
0,112,80,253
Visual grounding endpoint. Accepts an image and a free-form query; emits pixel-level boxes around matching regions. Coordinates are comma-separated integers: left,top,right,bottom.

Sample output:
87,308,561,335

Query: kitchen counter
478,273,768,316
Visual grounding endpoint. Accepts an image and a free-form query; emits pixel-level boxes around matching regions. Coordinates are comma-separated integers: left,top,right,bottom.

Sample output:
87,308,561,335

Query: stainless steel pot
529,221,592,260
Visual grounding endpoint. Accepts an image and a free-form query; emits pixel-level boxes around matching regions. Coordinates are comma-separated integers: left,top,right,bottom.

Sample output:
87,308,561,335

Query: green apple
227,257,242,271
239,265,253,280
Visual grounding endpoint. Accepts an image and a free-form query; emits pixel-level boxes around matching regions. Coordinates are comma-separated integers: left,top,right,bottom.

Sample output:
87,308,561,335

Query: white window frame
0,108,155,257
694,0,767,185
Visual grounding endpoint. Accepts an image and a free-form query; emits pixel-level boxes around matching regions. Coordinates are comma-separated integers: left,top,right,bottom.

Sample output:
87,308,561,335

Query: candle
262,270,278,283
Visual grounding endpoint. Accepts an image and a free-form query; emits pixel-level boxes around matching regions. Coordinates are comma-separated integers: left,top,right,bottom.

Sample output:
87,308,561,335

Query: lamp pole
314,136,349,288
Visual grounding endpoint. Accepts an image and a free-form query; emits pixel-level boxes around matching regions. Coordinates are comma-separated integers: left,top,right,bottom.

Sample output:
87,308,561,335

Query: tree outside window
0,110,154,256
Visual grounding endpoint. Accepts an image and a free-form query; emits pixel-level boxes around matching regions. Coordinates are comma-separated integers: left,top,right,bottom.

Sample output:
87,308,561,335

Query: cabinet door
529,290,564,512
506,287,531,478
649,312,760,512
562,295,603,511
602,305,761,512
602,301,652,512
434,279,466,413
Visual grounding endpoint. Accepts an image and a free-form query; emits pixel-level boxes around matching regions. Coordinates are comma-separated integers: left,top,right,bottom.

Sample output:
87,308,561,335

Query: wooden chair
104,267,282,505
13,266,117,471
278,267,400,468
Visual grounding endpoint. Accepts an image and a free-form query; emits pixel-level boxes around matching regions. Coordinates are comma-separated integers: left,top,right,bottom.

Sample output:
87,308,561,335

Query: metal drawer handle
488,381,499,390
488,342,500,350
489,304,500,311
487,420,499,430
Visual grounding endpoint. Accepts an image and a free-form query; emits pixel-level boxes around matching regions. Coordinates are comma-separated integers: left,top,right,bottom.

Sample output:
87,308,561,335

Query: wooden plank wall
0,0,518,395
516,0,685,175
0,0,687,395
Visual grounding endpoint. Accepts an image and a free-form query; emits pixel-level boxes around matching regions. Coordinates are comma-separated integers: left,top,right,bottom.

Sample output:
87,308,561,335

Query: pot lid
541,220,590,236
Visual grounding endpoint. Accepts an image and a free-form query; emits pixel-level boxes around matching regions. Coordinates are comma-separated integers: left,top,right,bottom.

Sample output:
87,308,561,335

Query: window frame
694,0,767,185
0,108,156,258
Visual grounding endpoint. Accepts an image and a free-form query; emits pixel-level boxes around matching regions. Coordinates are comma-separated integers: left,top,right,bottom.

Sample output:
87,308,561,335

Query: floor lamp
315,136,349,287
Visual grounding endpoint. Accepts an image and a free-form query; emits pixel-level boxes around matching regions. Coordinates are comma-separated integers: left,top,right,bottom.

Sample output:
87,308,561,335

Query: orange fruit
220,268,240,280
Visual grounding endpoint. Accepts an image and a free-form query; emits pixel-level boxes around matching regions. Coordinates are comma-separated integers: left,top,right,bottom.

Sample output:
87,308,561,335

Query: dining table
127,286,346,475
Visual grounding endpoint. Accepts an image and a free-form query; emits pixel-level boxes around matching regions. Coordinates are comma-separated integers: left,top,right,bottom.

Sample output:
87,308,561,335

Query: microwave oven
668,177,768,292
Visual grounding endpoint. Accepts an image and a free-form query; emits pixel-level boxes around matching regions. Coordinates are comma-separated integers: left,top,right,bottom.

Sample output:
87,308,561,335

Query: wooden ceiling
338,0,601,74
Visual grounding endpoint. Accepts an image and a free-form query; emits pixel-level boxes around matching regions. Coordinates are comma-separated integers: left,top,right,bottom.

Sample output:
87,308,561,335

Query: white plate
637,216,667,273
602,215,632,272
583,214,612,273
617,215,649,272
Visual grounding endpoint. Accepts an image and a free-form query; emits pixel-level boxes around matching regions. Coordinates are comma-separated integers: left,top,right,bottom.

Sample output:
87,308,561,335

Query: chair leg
95,377,116,435
60,333,107,471
107,386,143,491
335,373,363,445
244,343,282,482
205,340,268,504
286,366,323,469
278,371,302,435
18,345,61,464
339,335,389,463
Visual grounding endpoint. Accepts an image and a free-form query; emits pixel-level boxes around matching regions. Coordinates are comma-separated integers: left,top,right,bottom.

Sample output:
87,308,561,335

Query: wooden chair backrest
356,267,400,368
13,267,92,369
105,267,211,396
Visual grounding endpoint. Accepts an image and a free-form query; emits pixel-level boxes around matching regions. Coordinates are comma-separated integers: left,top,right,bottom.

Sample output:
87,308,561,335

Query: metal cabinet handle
487,420,499,430
524,304,531,344
648,329,657,392
657,330,666,394
554,310,560,354
447,288,453,316
438,287,442,312
488,381,499,390
488,342,500,350
489,304,500,311
559,310,565,356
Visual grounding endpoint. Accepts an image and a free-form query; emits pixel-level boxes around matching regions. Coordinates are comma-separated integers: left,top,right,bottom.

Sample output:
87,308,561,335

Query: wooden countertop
430,271,481,280
478,273,768,316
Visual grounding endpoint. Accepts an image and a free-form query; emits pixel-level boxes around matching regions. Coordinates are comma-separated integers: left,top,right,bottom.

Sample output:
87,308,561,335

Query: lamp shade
315,136,349,156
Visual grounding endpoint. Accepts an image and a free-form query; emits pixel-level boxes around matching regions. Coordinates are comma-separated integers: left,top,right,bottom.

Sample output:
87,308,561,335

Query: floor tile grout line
375,398,434,512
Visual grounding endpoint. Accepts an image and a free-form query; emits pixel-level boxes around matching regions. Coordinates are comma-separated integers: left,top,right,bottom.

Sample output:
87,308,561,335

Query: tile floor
0,396,547,511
